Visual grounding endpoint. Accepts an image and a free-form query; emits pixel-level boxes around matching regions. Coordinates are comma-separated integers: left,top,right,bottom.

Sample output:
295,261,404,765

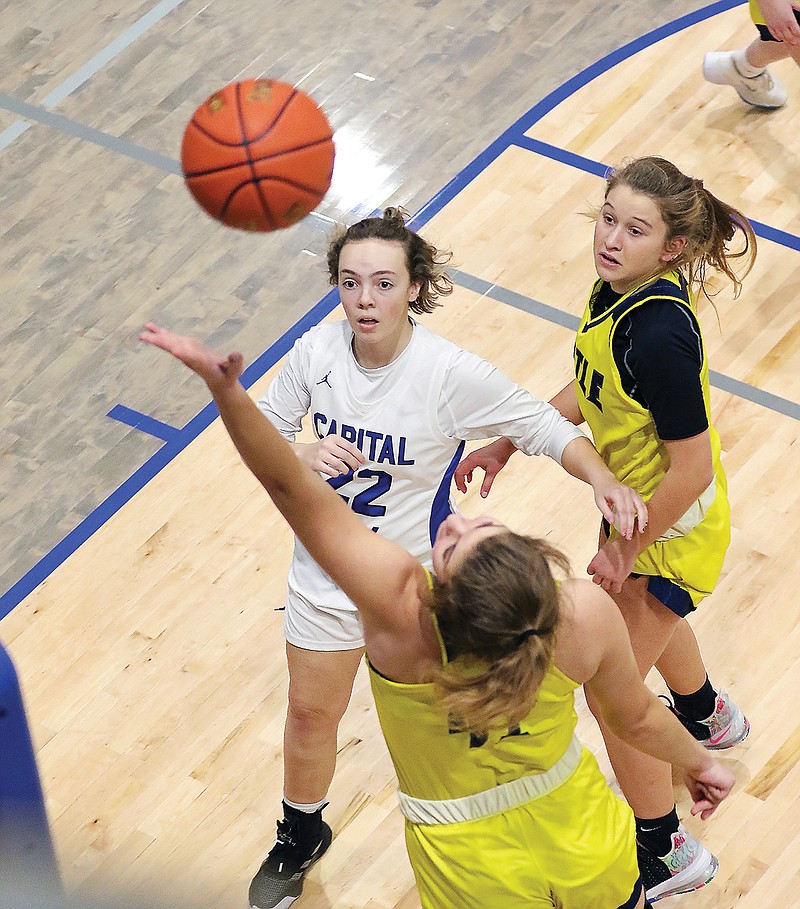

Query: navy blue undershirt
592,282,708,441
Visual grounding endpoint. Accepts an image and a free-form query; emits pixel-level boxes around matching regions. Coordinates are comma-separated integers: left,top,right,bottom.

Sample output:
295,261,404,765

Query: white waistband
396,734,583,825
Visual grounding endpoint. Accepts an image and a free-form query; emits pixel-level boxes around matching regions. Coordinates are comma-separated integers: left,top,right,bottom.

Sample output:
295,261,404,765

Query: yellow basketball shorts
404,748,640,909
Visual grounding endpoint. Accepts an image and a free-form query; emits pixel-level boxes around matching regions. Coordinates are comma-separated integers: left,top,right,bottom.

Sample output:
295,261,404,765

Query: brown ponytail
606,156,757,299
431,533,569,734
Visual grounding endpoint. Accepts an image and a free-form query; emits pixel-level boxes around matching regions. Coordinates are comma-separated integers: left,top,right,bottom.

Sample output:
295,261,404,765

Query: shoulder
554,579,627,683
623,297,701,361
408,323,493,381
285,321,353,372
409,320,462,356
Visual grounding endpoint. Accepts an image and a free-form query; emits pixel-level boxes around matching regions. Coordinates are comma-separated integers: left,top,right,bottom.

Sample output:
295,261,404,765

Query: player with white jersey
247,207,646,909
260,317,584,638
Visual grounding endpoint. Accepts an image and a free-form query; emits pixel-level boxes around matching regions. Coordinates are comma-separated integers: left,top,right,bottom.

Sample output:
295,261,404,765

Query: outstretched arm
140,325,419,629
455,378,647,539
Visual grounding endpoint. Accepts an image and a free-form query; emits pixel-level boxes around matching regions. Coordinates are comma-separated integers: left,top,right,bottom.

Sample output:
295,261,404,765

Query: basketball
181,79,335,231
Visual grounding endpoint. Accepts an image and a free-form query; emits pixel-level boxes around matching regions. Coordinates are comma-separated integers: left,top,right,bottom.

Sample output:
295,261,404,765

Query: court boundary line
0,0,769,619
0,0,190,153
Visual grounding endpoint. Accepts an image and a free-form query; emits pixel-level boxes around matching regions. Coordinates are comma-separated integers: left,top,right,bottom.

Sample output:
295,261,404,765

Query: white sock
734,47,765,78
284,796,328,813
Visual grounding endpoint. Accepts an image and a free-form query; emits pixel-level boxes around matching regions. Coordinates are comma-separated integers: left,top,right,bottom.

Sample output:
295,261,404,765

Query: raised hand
454,438,516,497
140,323,244,394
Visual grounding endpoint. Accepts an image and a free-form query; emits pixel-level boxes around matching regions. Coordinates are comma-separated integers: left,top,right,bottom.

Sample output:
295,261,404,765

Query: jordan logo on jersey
316,371,333,388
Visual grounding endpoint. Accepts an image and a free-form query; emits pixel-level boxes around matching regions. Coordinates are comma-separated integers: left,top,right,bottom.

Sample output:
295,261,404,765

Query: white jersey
258,318,585,614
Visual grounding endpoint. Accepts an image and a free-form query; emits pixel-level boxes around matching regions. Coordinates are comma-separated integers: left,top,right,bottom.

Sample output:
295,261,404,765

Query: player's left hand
684,760,736,820
587,537,638,594
140,323,244,394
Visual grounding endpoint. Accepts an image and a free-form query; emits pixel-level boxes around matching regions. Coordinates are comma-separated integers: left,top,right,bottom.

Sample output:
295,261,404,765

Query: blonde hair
431,533,569,734
327,207,453,313
602,156,757,300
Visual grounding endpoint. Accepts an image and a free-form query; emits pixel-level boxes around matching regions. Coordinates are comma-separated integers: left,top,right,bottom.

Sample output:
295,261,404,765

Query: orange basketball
181,79,335,231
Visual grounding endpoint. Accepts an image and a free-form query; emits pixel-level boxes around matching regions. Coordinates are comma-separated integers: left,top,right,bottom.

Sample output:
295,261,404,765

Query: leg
703,38,789,106
585,576,679,820
283,642,364,803
653,618,707,696
249,643,363,909
585,577,718,903
746,36,794,68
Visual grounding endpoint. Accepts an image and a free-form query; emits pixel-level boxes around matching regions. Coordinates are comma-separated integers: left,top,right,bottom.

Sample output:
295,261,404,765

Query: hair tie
515,628,541,646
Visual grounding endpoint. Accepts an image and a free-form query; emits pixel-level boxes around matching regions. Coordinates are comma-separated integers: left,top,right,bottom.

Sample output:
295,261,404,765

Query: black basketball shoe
248,816,332,909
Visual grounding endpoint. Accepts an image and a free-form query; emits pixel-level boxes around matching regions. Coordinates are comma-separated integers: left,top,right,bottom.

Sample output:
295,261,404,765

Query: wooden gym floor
1,1,799,907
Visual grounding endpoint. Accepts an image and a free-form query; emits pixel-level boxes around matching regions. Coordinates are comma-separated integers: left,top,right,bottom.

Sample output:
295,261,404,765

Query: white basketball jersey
259,318,582,613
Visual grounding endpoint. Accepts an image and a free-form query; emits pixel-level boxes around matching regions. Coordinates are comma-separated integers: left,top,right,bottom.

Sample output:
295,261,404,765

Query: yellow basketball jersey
367,618,578,802
574,272,730,606
368,611,640,909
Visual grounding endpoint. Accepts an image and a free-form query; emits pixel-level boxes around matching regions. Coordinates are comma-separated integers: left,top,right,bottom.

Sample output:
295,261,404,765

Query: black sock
668,676,717,721
636,807,679,857
282,801,323,845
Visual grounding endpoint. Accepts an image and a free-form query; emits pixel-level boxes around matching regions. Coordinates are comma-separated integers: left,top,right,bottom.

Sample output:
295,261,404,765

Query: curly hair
326,207,453,313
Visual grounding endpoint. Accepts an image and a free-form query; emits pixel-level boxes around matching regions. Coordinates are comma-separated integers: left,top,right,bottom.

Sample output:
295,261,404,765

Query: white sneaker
638,826,719,903
703,51,787,108
663,689,750,751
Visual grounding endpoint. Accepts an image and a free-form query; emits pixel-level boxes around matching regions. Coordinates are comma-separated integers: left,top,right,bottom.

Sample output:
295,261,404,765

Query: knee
286,691,349,735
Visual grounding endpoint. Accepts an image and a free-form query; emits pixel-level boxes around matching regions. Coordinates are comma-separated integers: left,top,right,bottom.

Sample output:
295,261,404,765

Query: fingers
316,437,366,476
480,471,496,499
689,799,717,821
454,469,471,494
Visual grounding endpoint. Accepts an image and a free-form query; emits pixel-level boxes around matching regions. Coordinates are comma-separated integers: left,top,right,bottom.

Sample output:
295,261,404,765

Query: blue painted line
512,136,800,255
749,218,800,253
0,0,778,617
0,289,340,620
414,0,747,226
0,0,188,152
107,404,181,441
513,136,610,179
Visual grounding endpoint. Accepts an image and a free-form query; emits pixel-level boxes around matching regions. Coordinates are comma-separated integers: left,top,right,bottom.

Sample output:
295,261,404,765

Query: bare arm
587,430,714,592
549,378,585,426
140,325,419,633
561,580,735,819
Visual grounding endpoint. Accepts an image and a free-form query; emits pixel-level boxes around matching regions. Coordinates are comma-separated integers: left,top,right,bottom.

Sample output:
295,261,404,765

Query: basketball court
1,2,799,907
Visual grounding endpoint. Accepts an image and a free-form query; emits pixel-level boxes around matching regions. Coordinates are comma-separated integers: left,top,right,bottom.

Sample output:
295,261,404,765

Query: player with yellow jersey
456,157,756,902
704,0,800,108
142,322,735,909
